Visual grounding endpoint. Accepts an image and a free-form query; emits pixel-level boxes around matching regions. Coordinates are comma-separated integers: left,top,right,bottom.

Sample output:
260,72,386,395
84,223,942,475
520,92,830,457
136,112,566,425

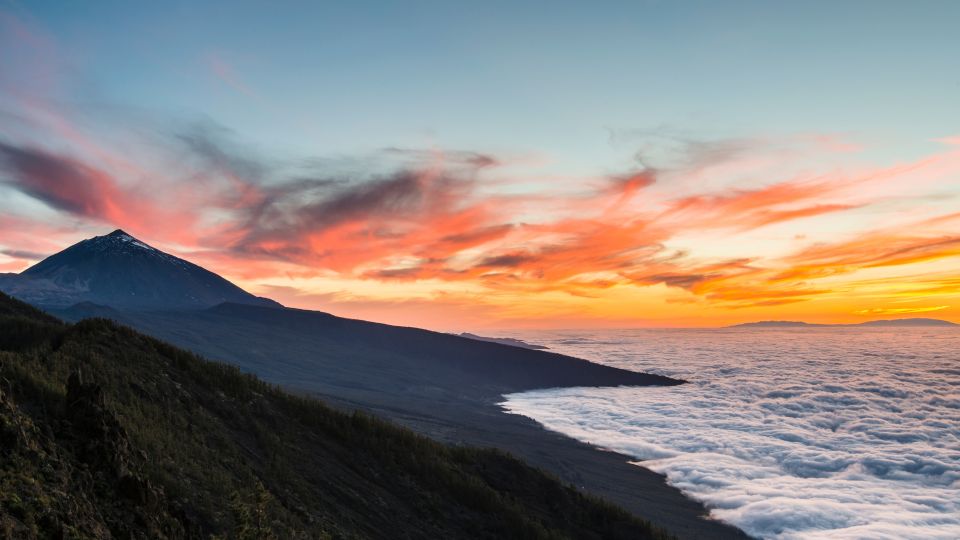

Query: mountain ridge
729,317,957,328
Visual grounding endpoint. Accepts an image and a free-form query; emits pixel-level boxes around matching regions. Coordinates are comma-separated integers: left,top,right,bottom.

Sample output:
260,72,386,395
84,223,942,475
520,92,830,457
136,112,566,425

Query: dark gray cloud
439,224,515,245
364,267,423,279
607,127,755,172
175,122,266,183
231,166,478,260
0,141,116,219
250,171,422,232
635,272,714,290
0,248,45,260
476,253,535,268
381,147,500,169
159,122,504,262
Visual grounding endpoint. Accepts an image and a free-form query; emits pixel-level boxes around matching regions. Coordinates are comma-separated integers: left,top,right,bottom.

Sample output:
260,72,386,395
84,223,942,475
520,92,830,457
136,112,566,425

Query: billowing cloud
502,330,960,539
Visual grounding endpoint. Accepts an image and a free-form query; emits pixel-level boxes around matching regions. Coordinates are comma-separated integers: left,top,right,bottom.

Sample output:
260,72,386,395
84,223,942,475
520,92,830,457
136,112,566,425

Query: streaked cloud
853,305,950,316
2,112,958,327
204,52,259,99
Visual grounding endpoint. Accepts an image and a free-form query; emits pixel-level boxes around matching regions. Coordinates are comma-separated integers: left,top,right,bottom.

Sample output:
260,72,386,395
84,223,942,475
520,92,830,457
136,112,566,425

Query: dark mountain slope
142,301,679,393
2,230,278,310
0,292,672,539
53,302,750,540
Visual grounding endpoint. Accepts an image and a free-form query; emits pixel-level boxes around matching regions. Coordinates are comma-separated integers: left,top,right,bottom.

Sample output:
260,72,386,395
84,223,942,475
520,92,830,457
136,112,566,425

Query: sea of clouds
501,328,960,539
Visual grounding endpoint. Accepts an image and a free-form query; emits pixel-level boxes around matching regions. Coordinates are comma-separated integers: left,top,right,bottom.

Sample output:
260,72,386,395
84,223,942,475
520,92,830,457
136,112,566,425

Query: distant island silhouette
730,318,957,328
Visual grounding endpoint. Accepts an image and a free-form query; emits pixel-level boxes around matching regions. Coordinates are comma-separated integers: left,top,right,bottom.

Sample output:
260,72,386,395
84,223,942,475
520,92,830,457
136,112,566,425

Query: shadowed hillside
0,292,673,539
67,301,679,396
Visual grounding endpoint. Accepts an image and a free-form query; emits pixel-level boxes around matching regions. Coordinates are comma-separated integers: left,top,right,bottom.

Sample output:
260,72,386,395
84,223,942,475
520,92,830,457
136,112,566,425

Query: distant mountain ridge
730,318,957,328
0,230,279,310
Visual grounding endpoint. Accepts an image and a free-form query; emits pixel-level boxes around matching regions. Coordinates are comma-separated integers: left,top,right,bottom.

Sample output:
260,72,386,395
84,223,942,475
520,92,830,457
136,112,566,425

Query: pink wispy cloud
204,52,259,99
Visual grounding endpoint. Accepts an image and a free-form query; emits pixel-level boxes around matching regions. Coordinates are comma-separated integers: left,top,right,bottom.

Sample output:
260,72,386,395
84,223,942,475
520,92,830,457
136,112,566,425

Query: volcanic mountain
0,229,746,537
0,230,279,310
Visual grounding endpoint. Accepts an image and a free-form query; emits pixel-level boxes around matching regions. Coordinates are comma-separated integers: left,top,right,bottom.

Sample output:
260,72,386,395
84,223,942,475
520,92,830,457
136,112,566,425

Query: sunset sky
1,1,959,330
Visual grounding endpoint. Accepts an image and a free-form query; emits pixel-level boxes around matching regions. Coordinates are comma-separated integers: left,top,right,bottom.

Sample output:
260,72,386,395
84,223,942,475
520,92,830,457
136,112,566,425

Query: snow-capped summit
60,229,160,256
0,229,281,310
103,229,158,251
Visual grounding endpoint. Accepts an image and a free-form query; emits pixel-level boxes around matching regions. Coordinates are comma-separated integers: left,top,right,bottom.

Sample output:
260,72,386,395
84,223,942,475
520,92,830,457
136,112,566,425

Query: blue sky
12,1,959,171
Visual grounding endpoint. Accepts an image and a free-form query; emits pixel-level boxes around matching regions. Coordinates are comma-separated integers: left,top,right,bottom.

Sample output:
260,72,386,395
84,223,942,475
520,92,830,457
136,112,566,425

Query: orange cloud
777,234,960,282
661,178,857,230
854,305,950,316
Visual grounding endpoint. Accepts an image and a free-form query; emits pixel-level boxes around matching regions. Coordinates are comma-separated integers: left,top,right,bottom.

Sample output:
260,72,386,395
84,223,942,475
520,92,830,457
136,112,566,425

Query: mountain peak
106,228,134,239
93,229,157,252
0,231,281,311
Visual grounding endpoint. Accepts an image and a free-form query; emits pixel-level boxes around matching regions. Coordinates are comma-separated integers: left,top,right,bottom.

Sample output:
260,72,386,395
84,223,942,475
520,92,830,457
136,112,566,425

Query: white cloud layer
501,328,960,540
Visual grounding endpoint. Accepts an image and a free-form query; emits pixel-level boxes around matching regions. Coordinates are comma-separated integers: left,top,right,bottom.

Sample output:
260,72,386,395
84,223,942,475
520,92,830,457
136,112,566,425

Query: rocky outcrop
0,369,197,539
